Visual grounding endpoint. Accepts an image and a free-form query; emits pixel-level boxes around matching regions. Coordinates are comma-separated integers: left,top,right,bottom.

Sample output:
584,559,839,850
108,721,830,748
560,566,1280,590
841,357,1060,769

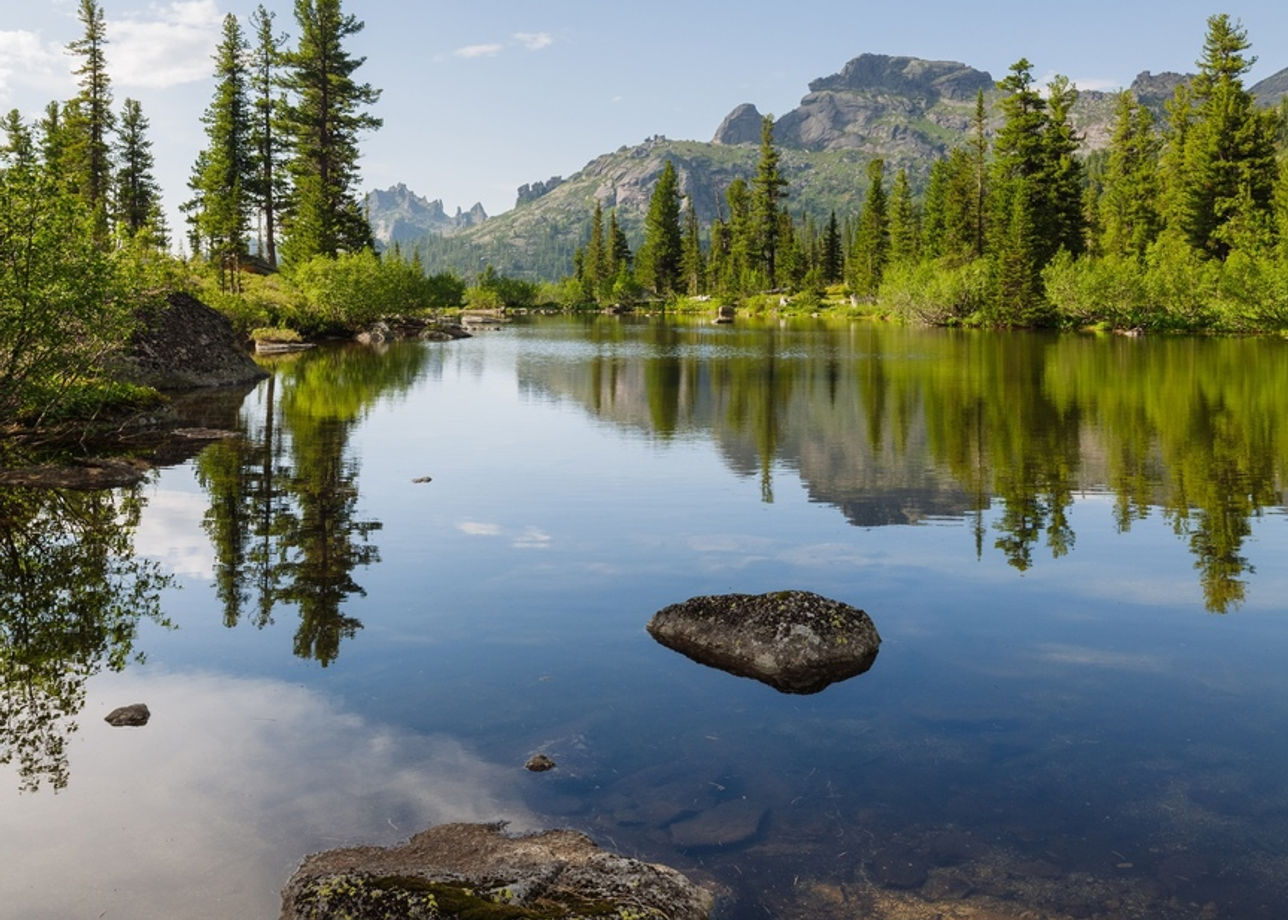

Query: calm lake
4,315,1288,920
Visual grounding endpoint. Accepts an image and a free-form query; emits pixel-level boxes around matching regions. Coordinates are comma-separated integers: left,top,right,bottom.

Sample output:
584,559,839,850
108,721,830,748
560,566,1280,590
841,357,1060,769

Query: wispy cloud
0,30,67,102
514,31,553,51
110,0,222,89
454,42,503,59
458,520,503,536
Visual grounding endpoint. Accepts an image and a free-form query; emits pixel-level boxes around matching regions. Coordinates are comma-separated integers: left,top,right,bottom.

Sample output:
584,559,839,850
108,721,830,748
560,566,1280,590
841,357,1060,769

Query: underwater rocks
104,703,150,727
526,753,557,772
647,590,880,694
281,822,714,920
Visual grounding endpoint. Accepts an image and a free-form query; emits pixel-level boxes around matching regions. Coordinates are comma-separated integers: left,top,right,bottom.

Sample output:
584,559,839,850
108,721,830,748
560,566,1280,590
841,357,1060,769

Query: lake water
3,316,1288,920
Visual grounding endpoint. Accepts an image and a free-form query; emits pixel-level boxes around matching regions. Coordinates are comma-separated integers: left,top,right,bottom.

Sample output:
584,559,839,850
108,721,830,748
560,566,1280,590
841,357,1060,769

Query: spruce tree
751,115,789,286
1100,91,1161,261
189,14,254,291
1172,14,1278,256
820,211,843,284
113,98,163,241
249,4,289,267
725,178,753,293
680,197,705,295
636,160,683,296
65,0,114,214
849,159,888,296
584,200,606,300
1042,75,1086,257
887,168,918,266
279,0,382,261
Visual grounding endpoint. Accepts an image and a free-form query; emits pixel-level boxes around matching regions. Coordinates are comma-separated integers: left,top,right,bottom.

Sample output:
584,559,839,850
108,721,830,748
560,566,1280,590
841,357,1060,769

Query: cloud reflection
0,670,536,920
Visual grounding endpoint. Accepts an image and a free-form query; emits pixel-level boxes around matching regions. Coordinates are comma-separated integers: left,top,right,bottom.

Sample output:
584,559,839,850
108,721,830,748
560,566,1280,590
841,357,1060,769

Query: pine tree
636,160,683,296
725,178,754,293
279,0,382,261
248,4,289,267
751,115,789,286
189,14,254,291
887,168,918,266
607,209,631,278
849,159,888,296
820,210,843,284
969,89,989,257
112,98,162,241
1171,14,1279,257
583,200,606,300
1,110,35,169
65,0,114,219
1100,91,1161,261
680,197,705,295
1042,75,1086,257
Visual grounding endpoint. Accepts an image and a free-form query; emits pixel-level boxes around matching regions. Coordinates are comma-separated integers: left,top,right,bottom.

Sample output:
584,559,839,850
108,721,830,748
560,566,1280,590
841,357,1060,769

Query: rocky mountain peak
712,103,766,145
808,53,994,102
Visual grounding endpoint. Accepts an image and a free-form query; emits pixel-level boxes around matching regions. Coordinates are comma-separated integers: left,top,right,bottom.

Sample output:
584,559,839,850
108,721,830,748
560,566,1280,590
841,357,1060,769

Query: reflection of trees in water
197,344,430,664
0,485,172,792
519,320,1288,613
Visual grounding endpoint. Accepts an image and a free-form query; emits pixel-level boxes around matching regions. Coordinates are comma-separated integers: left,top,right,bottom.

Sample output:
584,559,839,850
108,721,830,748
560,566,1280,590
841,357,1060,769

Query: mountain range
365,53,1288,281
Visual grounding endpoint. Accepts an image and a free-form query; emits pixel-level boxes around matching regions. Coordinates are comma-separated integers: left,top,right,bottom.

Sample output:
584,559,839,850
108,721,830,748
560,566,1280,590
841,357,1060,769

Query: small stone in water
526,753,556,772
105,703,150,727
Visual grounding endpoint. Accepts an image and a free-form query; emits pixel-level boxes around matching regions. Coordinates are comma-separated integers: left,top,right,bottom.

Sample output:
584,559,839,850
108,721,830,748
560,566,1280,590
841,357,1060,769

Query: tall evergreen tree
849,159,889,296
724,178,754,293
248,4,289,267
189,14,254,291
1100,91,1161,261
607,209,631,278
1042,75,1086,257
583,200,607,300
680,196,705,295
112,98,163,242
820,210,843,284
887,168,918,265
969,89,989,258
65,0,114,218
279,0,383,261
751,115,789,286
636,160,683,296
1171,14,1279,256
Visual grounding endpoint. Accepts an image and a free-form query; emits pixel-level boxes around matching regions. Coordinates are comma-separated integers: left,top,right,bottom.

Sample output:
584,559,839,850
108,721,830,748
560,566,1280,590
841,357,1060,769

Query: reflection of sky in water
0,671,536,920
7,322,1288,918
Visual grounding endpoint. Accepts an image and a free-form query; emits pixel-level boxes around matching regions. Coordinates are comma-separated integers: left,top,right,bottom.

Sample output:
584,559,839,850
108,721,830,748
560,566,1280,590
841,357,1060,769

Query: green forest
4,7,1288,430
561,15,1288,332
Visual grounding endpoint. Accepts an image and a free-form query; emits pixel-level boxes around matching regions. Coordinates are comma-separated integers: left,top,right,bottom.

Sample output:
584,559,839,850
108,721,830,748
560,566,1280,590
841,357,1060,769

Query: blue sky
3,0,1286,240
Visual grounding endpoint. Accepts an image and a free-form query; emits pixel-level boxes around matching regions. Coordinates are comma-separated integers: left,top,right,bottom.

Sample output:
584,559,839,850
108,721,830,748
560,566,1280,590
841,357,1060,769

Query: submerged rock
668,799,766,849
280,822,714,920
104,703,150,727
647,590,880,694
525,753,556,772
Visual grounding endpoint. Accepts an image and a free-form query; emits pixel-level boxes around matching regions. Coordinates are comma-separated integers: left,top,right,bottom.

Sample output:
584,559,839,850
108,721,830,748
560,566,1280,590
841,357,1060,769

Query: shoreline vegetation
4,7,1288,443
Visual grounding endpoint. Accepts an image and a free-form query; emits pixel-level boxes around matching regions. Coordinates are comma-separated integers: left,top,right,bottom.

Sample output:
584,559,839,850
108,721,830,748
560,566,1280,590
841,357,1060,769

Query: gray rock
711,103,765,145
280,822,714,920
525,753,556,772
104,703,150,727
118,292,268,390
668,799,766,849
647,590,880,694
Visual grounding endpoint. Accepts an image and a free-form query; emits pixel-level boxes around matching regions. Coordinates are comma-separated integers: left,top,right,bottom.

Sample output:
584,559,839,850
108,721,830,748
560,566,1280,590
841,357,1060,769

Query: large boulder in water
647,590,880,694
280,822,714,920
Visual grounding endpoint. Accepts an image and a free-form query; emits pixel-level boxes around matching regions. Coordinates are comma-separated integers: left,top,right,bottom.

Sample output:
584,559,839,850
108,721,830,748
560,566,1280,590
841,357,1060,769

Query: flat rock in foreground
647,590,880,694
281,822,714,920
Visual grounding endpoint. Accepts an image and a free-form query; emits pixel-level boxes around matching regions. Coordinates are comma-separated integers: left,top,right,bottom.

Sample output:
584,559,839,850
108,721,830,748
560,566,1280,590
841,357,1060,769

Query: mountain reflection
517,319,1288,613
197,343,431,664
0,484,172,792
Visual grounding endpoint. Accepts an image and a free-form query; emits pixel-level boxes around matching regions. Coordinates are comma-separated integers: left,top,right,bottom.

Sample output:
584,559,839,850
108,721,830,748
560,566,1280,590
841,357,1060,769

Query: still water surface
3,316,1288,919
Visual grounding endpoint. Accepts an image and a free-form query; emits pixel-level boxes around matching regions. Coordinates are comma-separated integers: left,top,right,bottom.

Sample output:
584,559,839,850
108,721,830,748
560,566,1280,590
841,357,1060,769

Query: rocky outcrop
647,590,880,694
119,292,267,390
711,103,766,145
364,184,488,248
807,53,993,101
280,822,714,920
1251,65,1288,106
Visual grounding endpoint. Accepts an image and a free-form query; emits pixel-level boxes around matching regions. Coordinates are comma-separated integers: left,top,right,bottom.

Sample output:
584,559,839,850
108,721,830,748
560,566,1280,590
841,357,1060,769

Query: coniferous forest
5,8,1288,429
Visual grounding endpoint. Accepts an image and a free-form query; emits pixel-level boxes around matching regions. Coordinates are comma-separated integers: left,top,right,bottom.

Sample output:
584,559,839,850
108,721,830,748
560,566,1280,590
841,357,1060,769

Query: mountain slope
384,52,1281,281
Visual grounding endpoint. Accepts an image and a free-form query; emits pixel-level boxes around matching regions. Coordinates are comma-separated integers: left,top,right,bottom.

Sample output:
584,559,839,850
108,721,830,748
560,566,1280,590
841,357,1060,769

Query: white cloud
512,526,551,550
0,30,66,101
1034,643,1169,673
454,42,503,59
0,670,536,920
514,31,553,51
134,486,214,580
109,0,222,89
458,520,503,536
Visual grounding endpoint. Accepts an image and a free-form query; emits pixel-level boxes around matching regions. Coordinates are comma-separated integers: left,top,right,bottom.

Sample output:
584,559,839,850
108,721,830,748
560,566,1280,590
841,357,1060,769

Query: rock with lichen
280,822,714,920
647,590,880,694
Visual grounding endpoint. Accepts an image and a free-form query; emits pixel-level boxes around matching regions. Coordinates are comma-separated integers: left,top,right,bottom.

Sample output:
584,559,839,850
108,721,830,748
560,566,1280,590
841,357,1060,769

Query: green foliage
287,249,463,332
636,160,683,296
469,265,539,308
278,0,382,262
849,159,889,296
878,258,990,324
0,155,139,425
